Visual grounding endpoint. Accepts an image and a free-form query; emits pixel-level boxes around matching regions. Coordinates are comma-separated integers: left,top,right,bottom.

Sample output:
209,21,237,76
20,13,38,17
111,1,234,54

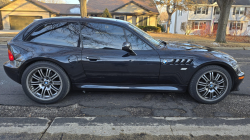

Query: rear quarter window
26,22,80,47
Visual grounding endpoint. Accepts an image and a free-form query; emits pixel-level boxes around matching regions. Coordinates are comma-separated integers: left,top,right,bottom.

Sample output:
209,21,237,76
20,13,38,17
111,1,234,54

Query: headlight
212,52,239,71
232,64,243,74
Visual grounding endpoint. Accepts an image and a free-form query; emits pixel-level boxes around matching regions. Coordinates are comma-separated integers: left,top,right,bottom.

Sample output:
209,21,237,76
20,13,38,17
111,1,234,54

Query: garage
9,16,42,30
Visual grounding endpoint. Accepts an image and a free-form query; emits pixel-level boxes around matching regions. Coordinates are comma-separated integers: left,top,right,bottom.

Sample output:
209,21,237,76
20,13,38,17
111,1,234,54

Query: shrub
137,26,161,33
157,24,164,32
137,26,145,30
156,27,162,33
102,8,112,18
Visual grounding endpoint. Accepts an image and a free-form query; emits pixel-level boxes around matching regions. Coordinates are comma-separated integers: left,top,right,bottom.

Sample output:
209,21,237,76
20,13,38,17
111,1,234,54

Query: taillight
8,49,14,61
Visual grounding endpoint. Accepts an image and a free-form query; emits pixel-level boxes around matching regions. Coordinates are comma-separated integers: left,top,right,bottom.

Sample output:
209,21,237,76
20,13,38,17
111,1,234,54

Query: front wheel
189,65,232,104
21,61,70,104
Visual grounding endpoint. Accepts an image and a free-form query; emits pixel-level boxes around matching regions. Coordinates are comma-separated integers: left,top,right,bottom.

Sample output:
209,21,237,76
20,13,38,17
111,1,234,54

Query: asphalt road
1,44,250,118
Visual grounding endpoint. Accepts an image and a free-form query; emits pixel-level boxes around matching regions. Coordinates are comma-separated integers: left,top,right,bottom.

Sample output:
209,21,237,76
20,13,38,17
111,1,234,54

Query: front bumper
3,61,21,84
231,71,245,91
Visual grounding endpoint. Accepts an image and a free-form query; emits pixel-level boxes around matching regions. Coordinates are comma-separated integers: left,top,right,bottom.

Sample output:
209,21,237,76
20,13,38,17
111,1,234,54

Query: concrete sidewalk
0,30,20,34
1,117,250,140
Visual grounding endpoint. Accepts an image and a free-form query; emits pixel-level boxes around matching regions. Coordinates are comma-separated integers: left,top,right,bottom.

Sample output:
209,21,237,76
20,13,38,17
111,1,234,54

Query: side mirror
122,42,137,56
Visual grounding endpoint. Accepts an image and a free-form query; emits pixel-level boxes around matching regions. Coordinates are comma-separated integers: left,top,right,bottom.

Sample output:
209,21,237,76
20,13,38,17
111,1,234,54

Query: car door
80,22,160,84
123,29,161,84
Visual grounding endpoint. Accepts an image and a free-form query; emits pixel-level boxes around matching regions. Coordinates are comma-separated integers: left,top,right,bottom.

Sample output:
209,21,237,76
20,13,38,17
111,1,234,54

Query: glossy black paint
3,17,244,92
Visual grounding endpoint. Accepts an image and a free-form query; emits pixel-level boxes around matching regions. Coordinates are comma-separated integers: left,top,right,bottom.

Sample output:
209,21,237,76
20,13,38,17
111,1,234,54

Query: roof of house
87,0,158,13
193,0,250,5
233,0,250,5
30,0,159,15
30,0,80,15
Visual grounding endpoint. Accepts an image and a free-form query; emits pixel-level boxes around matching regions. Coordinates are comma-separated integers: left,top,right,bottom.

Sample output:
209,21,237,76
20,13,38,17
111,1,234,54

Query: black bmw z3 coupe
3,17,244,104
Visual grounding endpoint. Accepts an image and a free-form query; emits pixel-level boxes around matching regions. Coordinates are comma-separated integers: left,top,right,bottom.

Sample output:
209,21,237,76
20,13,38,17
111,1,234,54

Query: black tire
189,65,232,104
21,61,70,104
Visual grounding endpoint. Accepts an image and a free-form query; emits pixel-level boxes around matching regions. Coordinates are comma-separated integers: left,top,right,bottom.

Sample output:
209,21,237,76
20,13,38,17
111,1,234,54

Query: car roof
34,16,130,26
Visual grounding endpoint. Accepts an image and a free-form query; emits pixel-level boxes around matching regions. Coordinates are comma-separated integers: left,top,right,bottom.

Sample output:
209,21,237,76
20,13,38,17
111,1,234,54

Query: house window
179,10,182,16
138,16,148,26
197,7,201,14
199,22,205,29
115,15,125,20
195,6,208,15
192,21,206,30
202,7,207,14
194,22,199,29
214,7,220,15
233,7,245,15
240,7,245,14
230,22,243,30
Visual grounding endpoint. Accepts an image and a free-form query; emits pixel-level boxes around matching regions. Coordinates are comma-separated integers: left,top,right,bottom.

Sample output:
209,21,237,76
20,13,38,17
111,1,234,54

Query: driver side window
80,22,126,49
125,30,153,50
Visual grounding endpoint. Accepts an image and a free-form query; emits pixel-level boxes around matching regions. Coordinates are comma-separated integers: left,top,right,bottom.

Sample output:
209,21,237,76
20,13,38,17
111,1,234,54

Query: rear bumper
3,61,21,84
231,71,244,91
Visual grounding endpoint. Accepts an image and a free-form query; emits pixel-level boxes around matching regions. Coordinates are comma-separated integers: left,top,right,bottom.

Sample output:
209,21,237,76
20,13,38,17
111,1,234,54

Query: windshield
128,23,161,46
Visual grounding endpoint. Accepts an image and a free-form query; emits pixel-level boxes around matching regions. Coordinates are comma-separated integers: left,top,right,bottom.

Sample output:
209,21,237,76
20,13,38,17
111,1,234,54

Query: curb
0,117,49,139
45,117,250,137
211,47,245,50
1,117,250,138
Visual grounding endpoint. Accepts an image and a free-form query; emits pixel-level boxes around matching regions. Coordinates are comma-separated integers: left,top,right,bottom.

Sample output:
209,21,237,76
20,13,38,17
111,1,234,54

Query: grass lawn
149,33,250,48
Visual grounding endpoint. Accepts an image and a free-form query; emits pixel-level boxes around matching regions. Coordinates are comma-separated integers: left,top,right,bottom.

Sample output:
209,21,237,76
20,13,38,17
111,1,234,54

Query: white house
169,0,250,36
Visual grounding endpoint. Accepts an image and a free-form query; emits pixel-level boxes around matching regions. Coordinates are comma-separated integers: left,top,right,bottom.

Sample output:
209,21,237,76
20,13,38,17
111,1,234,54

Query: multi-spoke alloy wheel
189,65,232,104
27,67,62,101
22,61,70,104
196,71,228,102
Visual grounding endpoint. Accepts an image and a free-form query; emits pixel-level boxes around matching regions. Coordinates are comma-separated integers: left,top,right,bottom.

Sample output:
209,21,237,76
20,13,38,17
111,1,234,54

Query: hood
158,42,237,65
159,42,214,52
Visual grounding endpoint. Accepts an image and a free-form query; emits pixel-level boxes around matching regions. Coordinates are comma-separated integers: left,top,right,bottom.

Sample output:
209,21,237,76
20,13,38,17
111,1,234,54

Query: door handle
86,56,100,61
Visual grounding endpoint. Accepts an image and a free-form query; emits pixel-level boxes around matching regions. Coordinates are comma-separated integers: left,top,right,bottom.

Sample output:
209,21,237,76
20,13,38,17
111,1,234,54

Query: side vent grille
169,59,193,65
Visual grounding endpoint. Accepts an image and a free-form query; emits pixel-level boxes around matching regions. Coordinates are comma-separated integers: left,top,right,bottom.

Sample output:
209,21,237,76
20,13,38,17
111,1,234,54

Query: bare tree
246,8,250,19
156,0,212,33
157,5,169,23
79,0,87,18
157,11,168,23
38,0,65,3
0,0,11,7
215,0,234,43
156,0,197,33
180,21,193,35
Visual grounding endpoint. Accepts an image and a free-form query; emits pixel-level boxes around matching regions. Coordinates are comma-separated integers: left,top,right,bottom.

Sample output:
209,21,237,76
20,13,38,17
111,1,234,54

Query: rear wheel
21,61,70,104
189,65,232,104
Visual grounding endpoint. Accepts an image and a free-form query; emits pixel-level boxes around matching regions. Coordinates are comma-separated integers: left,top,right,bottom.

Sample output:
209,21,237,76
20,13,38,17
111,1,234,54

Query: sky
65,0,80,4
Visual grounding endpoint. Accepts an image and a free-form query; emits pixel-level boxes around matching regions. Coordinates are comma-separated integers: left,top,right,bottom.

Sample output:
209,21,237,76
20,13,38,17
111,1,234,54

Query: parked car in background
3,17,244,104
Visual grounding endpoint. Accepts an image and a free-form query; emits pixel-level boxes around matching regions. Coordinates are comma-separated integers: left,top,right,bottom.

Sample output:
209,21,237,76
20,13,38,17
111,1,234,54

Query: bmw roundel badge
162,59,168,65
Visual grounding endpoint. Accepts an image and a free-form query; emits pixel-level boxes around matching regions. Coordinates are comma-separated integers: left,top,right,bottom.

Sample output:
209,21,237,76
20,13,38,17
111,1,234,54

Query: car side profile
3,17,244,104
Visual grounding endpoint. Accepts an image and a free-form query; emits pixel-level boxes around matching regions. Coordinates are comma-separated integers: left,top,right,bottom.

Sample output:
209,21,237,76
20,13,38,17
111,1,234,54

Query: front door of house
213,23,218,34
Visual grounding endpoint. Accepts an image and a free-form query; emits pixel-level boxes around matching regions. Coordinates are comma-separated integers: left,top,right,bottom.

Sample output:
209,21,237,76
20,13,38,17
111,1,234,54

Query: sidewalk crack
39,118,53,140
170,125,174,136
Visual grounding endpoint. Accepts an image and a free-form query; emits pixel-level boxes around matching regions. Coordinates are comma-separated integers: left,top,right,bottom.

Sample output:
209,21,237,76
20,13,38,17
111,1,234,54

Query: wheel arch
190,61,237,90
18,58,72,85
